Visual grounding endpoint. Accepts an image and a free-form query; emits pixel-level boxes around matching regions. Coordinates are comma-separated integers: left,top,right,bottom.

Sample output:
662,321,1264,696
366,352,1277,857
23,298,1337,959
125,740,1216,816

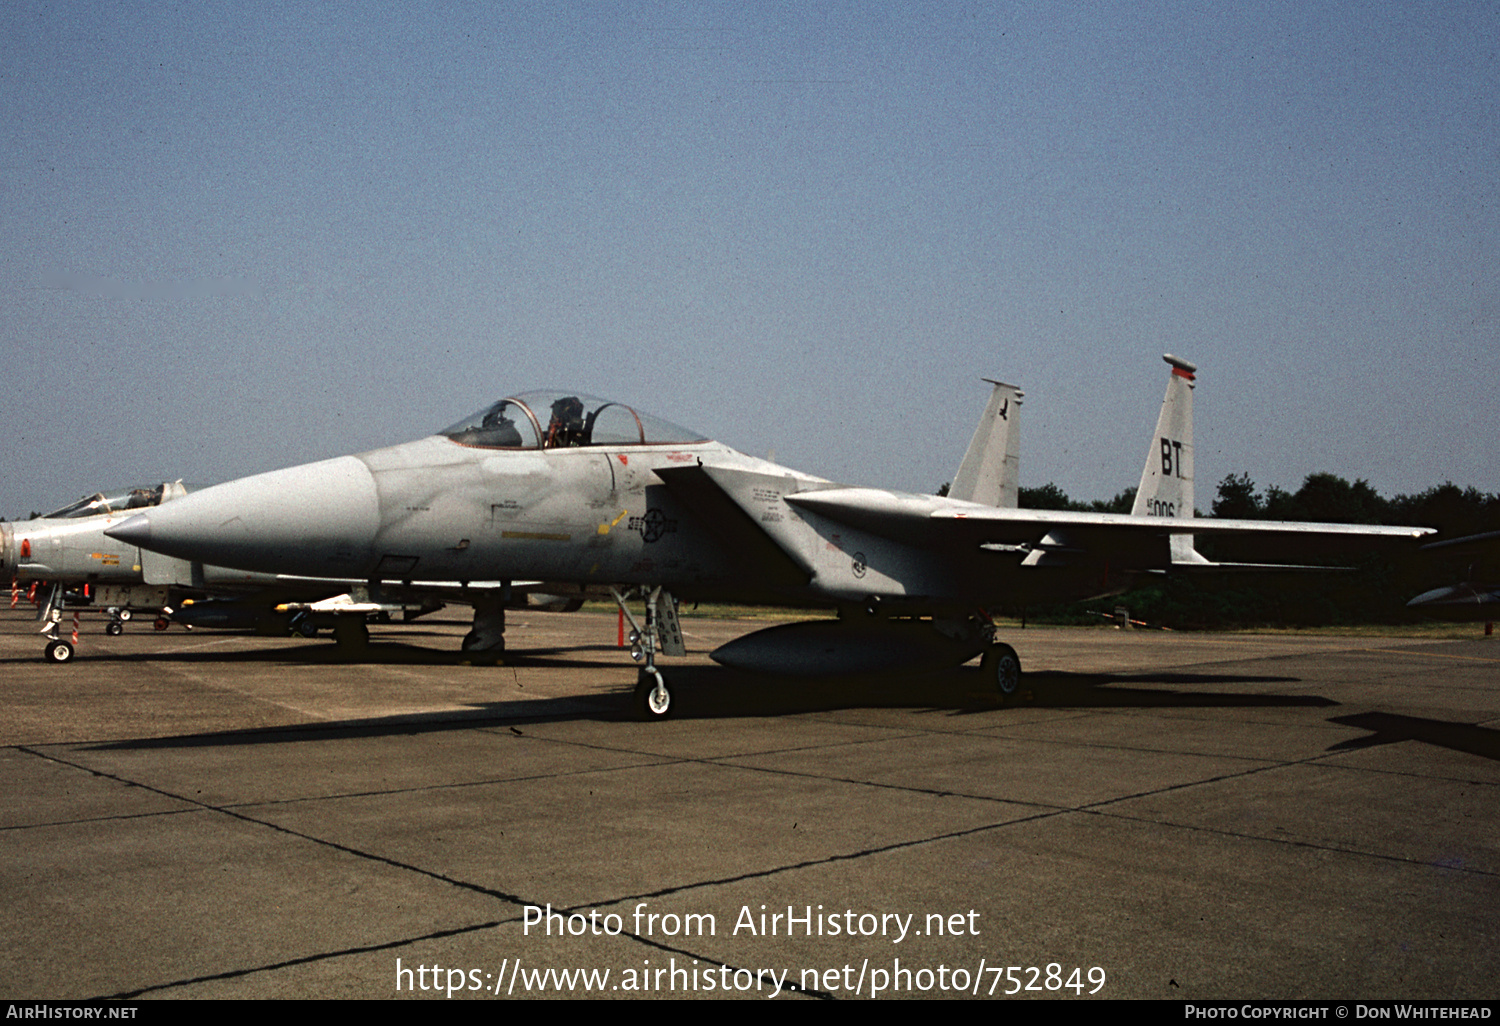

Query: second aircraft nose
105,456,382,577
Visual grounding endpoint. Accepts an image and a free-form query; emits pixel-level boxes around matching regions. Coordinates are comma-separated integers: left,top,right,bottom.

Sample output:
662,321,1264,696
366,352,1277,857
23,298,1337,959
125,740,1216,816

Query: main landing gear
612,586,684,720
982,641,1023,698
333,616,370,654
461,592,508,665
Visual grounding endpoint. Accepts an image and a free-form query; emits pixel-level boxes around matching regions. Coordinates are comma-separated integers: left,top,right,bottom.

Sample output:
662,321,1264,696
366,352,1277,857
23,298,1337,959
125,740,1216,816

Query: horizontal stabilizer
1408,583,1500,611
1155,560,1355,573
1419,530,1500,553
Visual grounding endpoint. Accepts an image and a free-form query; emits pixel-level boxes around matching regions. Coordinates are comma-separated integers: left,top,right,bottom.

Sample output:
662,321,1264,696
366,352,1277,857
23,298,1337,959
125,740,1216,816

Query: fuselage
0,514,147,585
106,391,1153,616
109,435,827,597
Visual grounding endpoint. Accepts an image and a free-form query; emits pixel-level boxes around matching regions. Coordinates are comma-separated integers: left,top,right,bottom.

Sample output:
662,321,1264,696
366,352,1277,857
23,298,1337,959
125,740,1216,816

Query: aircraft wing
654,463,817,588
782,486,1433,569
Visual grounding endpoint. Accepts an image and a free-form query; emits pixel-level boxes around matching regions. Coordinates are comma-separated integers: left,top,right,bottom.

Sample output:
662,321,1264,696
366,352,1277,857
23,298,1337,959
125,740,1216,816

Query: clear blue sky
2,1,1495,518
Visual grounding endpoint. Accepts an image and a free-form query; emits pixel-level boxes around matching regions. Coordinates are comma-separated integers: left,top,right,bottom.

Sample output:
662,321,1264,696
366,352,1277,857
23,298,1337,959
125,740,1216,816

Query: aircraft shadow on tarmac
85,659,1328,754
27,631,1321,694
32,633,630,671
1326,711,1500,764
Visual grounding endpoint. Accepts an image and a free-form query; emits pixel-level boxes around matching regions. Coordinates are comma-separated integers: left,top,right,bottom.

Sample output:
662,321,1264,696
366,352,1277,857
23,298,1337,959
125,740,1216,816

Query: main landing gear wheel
153,617,170,631
106,622,124,636
634,667,672,720
982,642,1022,698
43,640,75,664
460,630,505,665
334,619,370,654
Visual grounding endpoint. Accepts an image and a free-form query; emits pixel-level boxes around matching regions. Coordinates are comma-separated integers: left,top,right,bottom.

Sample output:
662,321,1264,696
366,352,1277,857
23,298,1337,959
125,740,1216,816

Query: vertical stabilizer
1132,355,1196,519
950,379,1022,508
1132,354,1202,564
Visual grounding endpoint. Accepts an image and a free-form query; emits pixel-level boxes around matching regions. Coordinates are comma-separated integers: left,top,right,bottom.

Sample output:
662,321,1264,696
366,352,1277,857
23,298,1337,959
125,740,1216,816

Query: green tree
1386,483,1500,538
1020,483,1074,510
1292,473,1387,524
1085,487,1136,514
1212,472,1263,519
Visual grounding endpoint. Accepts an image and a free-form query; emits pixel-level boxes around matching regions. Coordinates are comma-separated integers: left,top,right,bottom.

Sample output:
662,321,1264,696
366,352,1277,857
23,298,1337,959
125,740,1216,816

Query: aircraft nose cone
105,456,382,576
108,514,152,547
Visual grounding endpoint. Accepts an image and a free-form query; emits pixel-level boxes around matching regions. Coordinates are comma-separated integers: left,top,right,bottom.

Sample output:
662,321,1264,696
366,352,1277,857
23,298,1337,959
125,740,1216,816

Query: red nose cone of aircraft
105,456,382,577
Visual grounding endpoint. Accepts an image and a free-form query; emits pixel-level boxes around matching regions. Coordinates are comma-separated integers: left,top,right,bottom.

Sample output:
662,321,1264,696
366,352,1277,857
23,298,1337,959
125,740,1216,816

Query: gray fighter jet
108,359,1432,717
2,482,210,660
2,481,439,661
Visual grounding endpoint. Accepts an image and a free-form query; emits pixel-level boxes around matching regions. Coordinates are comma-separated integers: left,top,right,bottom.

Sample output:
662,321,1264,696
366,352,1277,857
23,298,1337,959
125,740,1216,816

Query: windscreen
442,391,707,449
43,484,169,519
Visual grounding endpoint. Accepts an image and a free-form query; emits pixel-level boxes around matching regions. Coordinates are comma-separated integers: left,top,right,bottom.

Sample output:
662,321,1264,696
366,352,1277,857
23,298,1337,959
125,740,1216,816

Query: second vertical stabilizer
1132,354,1203,564
1132,355,1196,520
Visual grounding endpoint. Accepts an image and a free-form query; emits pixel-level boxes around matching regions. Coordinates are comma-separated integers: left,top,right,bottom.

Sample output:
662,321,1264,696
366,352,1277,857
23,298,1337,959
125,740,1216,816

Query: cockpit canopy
42,482,185,519
442,391,708,450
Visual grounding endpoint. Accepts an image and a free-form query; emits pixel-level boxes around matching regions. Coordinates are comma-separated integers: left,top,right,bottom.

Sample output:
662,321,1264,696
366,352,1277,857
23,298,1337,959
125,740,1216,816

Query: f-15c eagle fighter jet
108,359,1432,718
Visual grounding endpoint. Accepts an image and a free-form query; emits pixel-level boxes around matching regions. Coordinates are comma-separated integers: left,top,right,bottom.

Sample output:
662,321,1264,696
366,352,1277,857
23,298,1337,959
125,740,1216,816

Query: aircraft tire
295,619,319,639
43,640,75,664
153,617,170,631
459,630,505,665
982,643,1022,697
106,622,124,636
118,609,132,622
460,630,506,652
635,668,672,720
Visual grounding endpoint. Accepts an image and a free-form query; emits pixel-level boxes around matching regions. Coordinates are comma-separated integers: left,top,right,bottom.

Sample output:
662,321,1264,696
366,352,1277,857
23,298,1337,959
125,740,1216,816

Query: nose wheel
635,667,672,719
37,586,77,663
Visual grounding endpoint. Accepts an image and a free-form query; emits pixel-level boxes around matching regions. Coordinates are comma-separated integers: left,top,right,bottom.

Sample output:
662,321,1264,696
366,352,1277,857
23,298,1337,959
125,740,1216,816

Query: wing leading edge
788,487,1432,568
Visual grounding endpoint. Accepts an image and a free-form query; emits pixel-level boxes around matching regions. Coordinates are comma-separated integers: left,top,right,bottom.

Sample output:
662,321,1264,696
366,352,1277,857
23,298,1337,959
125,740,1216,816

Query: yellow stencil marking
597,509,629,535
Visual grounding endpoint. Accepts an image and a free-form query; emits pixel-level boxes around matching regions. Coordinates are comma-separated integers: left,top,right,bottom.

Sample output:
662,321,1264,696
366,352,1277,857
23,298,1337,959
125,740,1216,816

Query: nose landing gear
36,584,77,664
612,586,684,720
